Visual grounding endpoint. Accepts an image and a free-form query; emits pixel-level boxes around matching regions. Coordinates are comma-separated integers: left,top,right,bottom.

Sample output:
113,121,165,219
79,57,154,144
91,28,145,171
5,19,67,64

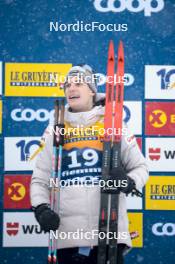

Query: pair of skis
48,99,65,264
97,40,124,264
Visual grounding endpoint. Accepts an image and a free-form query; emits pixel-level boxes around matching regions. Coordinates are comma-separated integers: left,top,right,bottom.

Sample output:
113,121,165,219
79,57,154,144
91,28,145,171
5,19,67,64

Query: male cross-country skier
30,64,149,264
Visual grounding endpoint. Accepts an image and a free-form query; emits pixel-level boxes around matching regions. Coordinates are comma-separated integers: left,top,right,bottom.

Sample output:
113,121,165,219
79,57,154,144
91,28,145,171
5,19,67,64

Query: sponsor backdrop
0,1,175,264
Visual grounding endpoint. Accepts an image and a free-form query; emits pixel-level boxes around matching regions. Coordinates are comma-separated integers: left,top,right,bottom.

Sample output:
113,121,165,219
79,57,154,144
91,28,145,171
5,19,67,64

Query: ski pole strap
131,187,143,197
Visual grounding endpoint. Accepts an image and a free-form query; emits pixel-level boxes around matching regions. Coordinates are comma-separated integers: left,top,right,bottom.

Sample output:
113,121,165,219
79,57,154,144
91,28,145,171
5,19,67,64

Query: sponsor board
3,212,143,247
0,62,2,95
4,175,31,209
4,98,55,136
144,211,175,252
5,63,71,97
0,99,2,133
3,212,48,247
145,102,175,136
93,0,165,17
10,101,141,131
6,100,142,136
128,213,143,248
145,65,175,99
146,176,175,210
11,107,54,123
126,190,142,210
123,101,142,135
145,138,175,172
4,137,41,171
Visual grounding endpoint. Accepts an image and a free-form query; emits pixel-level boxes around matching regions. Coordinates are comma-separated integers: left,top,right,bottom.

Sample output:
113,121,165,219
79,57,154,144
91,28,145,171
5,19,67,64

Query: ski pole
48,99,65,264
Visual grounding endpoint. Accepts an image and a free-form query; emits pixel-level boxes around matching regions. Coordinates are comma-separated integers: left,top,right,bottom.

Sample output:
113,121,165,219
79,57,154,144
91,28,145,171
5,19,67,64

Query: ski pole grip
53,124,65,147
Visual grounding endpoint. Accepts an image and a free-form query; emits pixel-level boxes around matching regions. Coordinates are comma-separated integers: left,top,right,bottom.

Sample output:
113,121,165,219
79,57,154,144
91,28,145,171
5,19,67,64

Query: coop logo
157,68,175,90
123,105,131,123
11,108,54,122
123,101,142,135
149,110,167,128
7,182,26,201
152,223,175,236
6,222,46,236
93,0,165,17
16,140,40,161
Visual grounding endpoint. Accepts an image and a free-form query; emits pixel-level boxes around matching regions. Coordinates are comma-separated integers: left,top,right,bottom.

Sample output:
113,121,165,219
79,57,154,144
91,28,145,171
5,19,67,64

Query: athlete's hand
33,203,60,232
110,166,136,194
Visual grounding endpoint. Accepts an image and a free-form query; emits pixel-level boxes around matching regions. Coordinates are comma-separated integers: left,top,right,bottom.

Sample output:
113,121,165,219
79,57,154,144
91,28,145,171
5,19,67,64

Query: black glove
110,166,136,194
101,166,136,194
33,203,60,232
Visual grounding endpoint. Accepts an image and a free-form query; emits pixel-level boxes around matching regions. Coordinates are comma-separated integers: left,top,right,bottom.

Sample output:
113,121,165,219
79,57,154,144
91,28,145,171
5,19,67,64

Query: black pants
57,244,125,264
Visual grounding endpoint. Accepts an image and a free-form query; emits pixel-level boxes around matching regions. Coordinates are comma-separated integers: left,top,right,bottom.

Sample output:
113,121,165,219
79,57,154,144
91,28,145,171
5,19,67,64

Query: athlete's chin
69,101,82,111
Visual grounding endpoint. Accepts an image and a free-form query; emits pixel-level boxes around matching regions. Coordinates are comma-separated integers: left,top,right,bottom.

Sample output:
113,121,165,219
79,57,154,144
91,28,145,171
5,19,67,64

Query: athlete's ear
89,91,95,96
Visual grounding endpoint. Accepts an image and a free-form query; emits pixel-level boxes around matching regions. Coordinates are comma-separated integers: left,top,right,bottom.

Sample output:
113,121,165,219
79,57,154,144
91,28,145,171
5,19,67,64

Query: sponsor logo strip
145,138,175,172
128,213,143,248
146,176,175,210
3,212,48,247
4,175,31,209
145,65,175,99
4,137,41,171
145,102,175,136
5,63,72,96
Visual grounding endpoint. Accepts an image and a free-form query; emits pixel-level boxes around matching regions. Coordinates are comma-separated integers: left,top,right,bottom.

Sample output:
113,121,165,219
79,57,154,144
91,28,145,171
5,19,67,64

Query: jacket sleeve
121,125,149,189
30,127,53,207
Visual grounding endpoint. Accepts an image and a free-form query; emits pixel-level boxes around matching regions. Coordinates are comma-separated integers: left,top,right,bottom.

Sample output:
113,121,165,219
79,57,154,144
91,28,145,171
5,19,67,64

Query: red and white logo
148,148,161,161
146,138,175,171
3,213,48,247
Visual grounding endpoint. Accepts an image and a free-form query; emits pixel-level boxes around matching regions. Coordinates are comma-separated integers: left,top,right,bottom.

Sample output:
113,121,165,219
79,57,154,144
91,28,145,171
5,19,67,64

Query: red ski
97,40,124,264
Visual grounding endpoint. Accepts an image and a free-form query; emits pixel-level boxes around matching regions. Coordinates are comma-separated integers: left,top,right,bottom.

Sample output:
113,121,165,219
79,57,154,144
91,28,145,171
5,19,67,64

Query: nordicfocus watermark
50,72,126,88
50,21,128,32
47,124,128,137
50,178,128,189
50,228,129,241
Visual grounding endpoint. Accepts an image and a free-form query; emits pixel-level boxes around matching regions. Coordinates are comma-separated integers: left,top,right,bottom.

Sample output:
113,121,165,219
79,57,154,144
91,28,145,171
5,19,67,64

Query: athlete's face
64,76,95,112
